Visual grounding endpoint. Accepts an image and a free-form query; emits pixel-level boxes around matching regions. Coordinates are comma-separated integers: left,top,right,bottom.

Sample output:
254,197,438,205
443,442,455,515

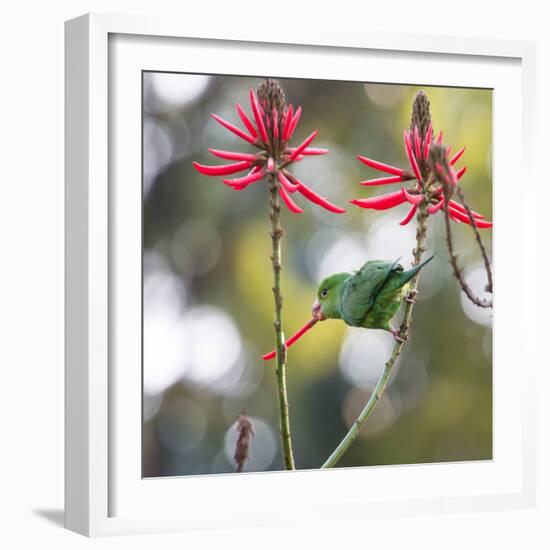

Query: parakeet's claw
390,327,408,344
405,289,418,304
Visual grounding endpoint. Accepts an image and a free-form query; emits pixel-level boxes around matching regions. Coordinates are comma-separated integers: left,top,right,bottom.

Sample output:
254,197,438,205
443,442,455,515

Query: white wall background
0,1,547,548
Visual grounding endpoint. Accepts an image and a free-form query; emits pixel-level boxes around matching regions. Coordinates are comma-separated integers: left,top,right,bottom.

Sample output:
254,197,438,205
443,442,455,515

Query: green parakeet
311,256,434,341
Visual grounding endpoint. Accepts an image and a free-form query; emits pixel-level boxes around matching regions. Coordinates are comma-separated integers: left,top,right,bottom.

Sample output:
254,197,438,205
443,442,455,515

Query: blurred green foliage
142,73,492,477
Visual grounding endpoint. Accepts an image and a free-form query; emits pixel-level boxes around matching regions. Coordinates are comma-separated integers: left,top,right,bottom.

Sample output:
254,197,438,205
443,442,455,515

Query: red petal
474,219,493,229
235,103,258,139
413,126,421,159
286,146,329,156
427,199,445,214
226,165,262,189
281,105,294,141
450,146,465,166
399,204,417,226
402,187,424,205
448,205,493,228
262,318,318,360
249,89,268,142
278,171,299,193
436,130,443,145
447,207,472,224
208,148,257,162
357,156,405,176
287,106,302,140
223,170,265,187
193,160,251,176
211,113,256,145
350,189,406,210
360,175,404,186
294,179,346,213
456,166,467,180
290,130,319,160
403,130,422,181
278,183,304,213
448,199,485,219
272,108,279,140
450,214,462,224
423,123,433,160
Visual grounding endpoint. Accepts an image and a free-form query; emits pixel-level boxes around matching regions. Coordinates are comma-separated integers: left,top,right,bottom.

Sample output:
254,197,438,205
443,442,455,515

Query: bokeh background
142,73,493,477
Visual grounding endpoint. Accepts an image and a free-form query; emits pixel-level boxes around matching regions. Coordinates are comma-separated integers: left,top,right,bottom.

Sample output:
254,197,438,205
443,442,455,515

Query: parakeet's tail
398,254,435,286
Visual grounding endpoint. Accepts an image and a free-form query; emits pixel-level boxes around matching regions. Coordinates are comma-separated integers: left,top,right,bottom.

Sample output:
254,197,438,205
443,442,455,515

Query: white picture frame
65,13,537,537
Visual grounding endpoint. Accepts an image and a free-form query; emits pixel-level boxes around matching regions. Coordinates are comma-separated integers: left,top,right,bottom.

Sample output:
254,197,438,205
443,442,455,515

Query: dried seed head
429,143,455,194
428,143,449,172
234,413,254,473
410,90,431,141
257,79,287,113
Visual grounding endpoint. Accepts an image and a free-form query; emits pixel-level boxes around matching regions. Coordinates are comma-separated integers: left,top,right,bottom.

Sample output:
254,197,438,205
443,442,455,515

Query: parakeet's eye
321,288,328,297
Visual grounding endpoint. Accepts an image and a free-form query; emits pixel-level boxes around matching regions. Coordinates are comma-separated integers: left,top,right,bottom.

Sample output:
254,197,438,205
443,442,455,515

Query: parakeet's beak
311,300,326,321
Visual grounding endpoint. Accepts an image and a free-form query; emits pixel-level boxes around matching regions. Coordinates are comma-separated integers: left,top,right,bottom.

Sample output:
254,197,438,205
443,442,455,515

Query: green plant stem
321,199,429,469
269,175,295,470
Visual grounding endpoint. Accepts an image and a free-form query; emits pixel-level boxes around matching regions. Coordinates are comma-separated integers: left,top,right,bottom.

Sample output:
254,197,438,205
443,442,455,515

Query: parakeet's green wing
340,259,403,326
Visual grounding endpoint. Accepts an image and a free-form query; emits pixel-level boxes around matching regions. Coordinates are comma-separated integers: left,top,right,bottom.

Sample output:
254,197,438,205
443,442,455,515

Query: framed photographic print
65,13,537,536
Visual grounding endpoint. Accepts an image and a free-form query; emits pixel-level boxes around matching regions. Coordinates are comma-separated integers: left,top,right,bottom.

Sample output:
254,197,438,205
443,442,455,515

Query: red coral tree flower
350,122,492,229
193,79,345,214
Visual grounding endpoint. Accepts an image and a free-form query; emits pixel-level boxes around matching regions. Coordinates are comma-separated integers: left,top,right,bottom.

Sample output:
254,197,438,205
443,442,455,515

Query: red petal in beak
262,317,319,361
